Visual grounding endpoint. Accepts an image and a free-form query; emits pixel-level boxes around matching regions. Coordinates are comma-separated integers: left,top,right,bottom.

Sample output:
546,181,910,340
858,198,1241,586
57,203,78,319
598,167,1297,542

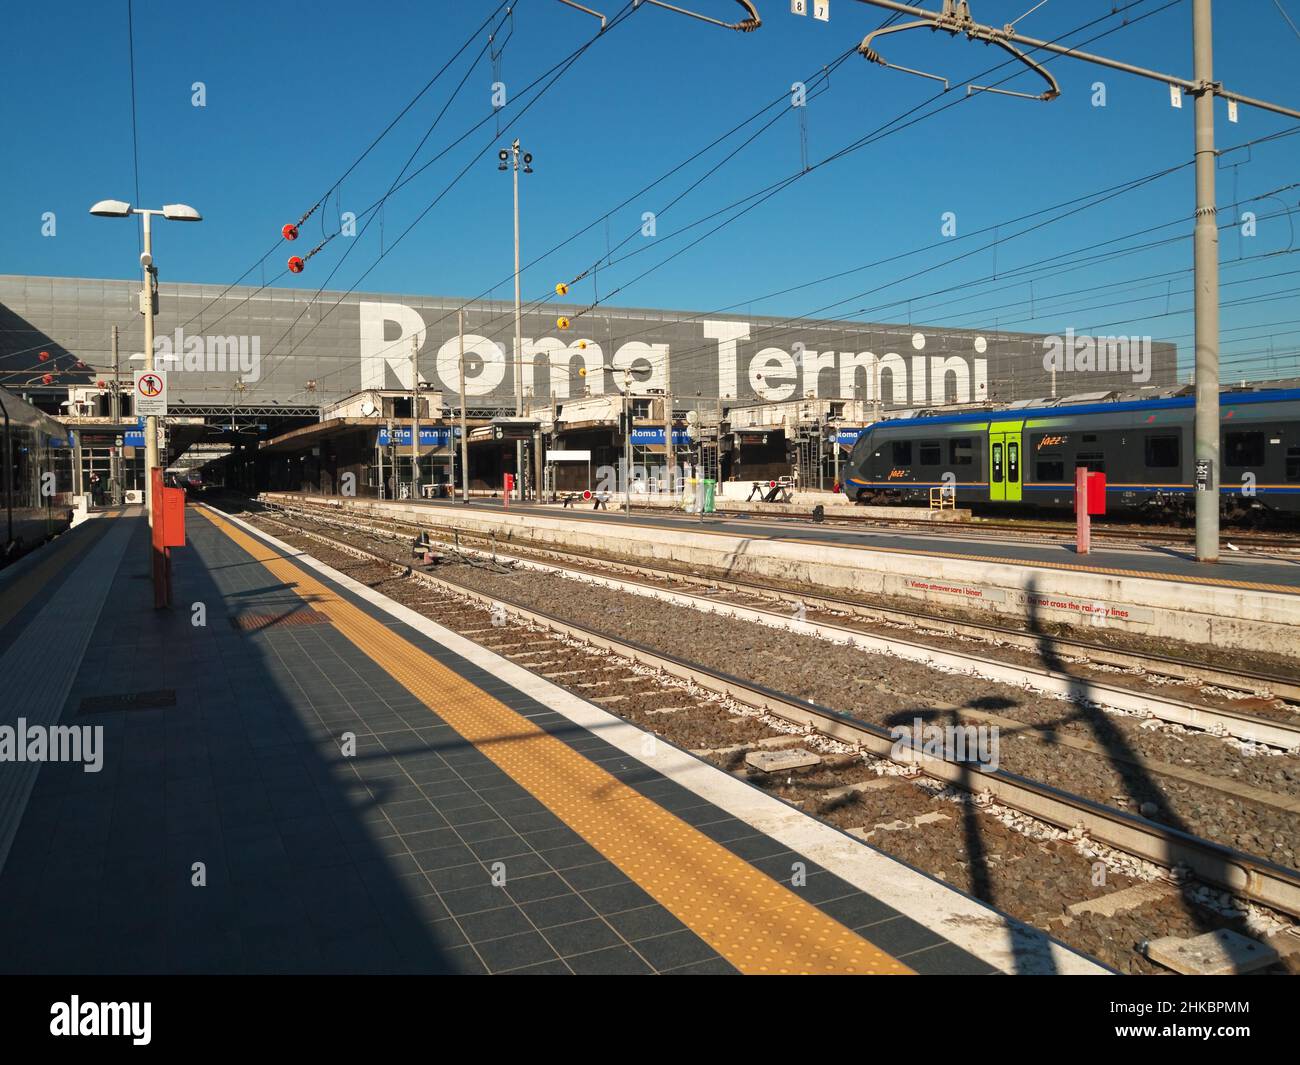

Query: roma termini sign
0,276,1177,408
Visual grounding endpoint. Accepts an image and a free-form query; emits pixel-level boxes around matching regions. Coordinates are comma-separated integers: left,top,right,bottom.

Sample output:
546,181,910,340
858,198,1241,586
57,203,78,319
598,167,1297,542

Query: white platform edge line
207,504,1110,976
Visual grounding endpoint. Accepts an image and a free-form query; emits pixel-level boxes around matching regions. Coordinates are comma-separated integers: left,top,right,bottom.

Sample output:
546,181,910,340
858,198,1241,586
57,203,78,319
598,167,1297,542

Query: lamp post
499,141,533,500
89,199,202,522
595,364,633,515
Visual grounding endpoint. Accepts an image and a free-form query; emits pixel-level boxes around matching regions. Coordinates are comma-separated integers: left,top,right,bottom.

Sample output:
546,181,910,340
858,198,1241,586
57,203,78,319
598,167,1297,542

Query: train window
1224,431,1265,467
1007,441,1019,483
1076,451,1105,473
892,441,912,465
991,442,1003,482
1287,447,1300,483
1036,459,1065,481
919,441,941,466
949,438,974,465
1144,434,1180,469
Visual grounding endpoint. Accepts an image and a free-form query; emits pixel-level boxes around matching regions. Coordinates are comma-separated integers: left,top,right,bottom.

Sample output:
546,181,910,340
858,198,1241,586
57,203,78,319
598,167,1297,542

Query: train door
989,433,1006,501
988,421,1023,503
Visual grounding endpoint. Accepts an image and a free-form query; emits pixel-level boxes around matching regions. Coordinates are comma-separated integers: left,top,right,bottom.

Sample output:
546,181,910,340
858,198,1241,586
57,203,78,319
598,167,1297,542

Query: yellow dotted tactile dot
200,509,912,975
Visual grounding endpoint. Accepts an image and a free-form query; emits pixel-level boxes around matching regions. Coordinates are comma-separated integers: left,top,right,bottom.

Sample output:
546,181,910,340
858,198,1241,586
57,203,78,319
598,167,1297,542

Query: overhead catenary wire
171,0,516,338
255,2,645,397
335,0,1179,392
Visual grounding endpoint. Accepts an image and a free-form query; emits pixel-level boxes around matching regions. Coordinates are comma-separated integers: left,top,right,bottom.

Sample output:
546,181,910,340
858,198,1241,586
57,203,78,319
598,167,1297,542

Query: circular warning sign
138,373,164,397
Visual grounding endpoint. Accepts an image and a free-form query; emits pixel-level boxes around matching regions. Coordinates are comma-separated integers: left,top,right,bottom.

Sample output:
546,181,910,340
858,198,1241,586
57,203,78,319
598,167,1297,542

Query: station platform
263,493,1300,659
379,496,1300,593
0,503,1105,975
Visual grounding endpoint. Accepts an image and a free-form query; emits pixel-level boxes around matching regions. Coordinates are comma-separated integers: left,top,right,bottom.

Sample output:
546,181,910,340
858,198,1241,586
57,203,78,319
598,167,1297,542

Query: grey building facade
0,274,1178,412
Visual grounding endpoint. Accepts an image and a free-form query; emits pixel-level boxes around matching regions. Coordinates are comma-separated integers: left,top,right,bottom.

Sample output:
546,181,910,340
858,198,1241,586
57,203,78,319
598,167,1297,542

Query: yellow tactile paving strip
199,508,911,975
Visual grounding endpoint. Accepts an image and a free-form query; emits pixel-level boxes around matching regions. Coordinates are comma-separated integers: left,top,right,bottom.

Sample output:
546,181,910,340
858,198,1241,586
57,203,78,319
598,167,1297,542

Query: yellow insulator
557,316,570,330
555,282,569,296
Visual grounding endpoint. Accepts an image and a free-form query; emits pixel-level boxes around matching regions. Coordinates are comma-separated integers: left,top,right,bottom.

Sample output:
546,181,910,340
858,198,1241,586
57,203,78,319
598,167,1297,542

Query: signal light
769,480,776,488
282,223,299,241
557,316,570,330
288,256,305,274
555,281,569,296
582,490,592,500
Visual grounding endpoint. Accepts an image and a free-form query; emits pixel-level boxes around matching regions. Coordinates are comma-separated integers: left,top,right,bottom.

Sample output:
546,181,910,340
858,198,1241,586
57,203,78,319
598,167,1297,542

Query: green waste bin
702,478,716,514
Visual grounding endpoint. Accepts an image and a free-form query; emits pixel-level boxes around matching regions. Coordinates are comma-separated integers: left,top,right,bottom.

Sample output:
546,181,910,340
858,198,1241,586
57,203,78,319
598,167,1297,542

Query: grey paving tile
818,892,902,931
855,915,946,957
440,883,514,917
500,958,573,975
664,956,742,975
537,918,623,958
474,931,561,974
631,930,719,971
899,941,999,975
458,905,536,944
520,894,599,930
565,945,655,975
604,905,688,942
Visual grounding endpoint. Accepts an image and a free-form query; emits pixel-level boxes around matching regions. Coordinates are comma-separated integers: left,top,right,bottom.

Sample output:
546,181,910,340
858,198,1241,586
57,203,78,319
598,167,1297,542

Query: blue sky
4,0,1300,383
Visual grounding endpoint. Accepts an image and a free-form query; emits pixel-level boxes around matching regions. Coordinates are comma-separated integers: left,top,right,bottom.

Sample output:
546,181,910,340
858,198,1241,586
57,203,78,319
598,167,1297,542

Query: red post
150,469,186,608
1075,466,1090,555
151,468,171,608
1087,470,1107,516
503,472,514,510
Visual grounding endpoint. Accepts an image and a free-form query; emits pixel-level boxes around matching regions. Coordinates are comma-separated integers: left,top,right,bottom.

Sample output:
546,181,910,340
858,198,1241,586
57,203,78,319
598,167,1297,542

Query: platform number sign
791,0,806,13
793,0,828,18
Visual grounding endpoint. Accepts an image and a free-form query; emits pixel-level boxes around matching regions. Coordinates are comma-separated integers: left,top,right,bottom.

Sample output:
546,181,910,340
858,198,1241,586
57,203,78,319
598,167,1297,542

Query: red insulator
41,373,54,385
96,380,107,389
288,256,305,274
282,223,299,241
38,350,50,361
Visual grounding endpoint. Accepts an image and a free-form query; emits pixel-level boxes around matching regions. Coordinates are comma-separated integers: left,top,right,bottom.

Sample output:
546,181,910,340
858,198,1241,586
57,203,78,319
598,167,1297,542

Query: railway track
232,502,1300,959
263,498,1300,743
